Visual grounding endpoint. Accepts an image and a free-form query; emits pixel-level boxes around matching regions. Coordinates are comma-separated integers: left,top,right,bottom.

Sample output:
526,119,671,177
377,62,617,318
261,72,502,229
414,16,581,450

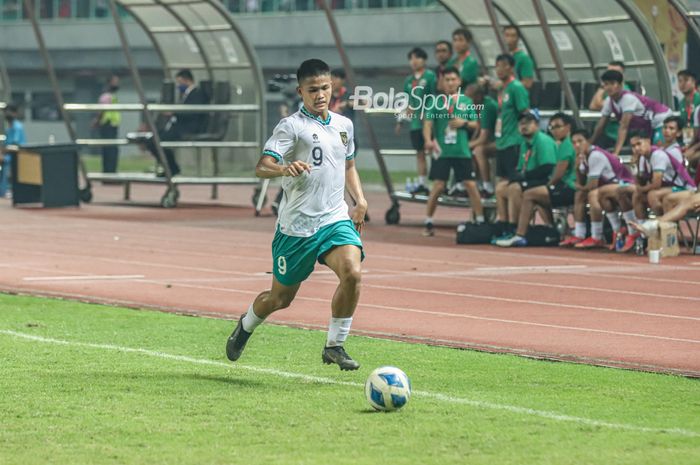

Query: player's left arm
344,123,367,233
345,158,367,234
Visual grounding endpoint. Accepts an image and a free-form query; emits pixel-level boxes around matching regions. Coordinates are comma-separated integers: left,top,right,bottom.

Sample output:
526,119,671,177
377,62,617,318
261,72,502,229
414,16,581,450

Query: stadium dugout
22,0,264,208
321,0,676,226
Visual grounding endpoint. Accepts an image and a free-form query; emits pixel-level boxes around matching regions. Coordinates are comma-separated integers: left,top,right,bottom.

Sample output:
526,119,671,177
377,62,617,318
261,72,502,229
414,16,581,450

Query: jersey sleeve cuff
262,150,283,162
345,152,356,161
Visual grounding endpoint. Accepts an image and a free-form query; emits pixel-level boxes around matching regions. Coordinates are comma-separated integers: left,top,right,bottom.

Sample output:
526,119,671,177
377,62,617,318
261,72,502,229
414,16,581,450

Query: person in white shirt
226,59,368,371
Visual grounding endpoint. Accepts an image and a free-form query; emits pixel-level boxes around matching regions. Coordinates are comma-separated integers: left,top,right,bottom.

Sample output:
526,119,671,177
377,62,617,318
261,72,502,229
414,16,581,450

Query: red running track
1,183,699,377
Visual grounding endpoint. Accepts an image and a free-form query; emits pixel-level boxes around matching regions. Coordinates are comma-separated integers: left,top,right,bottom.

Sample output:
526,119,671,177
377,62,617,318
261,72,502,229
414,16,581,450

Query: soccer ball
365,366,411,412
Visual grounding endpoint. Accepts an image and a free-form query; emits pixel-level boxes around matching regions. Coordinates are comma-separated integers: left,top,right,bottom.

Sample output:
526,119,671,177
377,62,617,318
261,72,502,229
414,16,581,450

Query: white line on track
23,275,145,282
474,265,587,271
1,329,696,438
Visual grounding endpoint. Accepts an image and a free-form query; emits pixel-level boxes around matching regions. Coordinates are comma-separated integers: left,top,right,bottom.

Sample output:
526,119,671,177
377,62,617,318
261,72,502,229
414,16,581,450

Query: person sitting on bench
146,68,209,176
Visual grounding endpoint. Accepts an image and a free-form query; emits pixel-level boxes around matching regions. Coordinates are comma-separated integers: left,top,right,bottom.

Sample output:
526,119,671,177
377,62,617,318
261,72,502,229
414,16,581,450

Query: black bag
525,225,561,246
456,223,494,244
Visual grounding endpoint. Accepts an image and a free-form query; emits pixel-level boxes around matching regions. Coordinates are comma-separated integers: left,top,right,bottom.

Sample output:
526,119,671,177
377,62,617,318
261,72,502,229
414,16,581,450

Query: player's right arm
256,118,311,178
256,156,310,178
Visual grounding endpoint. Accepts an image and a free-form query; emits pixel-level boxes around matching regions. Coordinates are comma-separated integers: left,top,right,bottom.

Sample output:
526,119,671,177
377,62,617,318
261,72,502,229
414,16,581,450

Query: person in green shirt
588,61,628,149
466,83,498,196
496,112,575,247
396,47,437,195
503,25,534,90
677,69,700,175
446,28,480,88
421,67,483,237
494,54,530,225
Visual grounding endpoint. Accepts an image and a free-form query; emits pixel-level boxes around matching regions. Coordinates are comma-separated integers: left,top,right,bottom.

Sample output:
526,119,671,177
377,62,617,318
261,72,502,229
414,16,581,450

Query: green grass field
1,294,698,465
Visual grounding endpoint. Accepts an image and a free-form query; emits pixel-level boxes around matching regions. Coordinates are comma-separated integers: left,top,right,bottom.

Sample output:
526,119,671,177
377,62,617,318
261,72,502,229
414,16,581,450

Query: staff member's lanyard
522,147,533,173
498,76,515,110
685,90,696,123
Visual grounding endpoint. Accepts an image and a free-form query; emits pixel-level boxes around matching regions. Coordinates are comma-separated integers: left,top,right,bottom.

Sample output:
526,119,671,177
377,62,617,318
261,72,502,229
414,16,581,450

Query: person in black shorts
495,112,573,247
421,67,484,236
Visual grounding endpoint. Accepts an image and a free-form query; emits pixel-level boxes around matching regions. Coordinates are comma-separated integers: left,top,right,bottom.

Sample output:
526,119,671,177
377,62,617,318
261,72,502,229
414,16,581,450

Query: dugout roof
440,0,673,105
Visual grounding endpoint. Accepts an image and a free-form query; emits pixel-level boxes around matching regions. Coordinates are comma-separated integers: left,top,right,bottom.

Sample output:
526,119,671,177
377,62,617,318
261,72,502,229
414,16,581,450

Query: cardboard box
647,221,680,258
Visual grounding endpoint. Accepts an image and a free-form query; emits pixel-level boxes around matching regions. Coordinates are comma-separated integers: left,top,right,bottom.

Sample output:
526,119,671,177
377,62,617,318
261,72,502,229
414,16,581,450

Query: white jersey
640,145,685,187
601,93,672,129
263,106,356,237
580,149,614,181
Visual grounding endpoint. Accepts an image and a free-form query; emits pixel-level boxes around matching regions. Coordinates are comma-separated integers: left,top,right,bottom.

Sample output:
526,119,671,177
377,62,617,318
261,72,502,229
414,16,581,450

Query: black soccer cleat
322,346,360,371
226,315,252,362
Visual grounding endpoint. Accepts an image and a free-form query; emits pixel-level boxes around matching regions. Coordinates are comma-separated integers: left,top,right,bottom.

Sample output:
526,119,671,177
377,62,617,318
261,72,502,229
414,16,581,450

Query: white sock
622,210,636,224
418,175,426,186
425,217,433,224
605,212,621,232
326,317,353,347
591,221,603,240
483,182,494,192
574,222,586,238
241,304,264,333
475,214,485,223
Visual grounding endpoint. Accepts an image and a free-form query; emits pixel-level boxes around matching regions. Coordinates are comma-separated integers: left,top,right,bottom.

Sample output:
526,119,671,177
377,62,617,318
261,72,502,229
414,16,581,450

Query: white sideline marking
474,265,587,272
1,329,697,438
23,275,145,282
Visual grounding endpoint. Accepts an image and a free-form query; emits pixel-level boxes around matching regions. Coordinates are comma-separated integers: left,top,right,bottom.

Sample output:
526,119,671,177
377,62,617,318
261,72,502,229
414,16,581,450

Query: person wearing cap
493,110,556,244
496,112,575,247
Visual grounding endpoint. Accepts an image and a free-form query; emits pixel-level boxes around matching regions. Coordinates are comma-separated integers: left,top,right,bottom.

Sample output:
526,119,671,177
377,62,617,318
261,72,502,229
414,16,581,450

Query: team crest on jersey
340,131,349,146
313,133,319,142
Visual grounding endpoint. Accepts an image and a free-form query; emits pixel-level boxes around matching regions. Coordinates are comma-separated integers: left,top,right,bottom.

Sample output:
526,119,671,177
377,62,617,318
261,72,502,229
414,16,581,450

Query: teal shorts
272,219,364,286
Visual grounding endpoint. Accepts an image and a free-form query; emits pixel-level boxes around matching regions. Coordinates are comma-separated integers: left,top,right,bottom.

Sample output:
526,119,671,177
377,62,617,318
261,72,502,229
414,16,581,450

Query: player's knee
272,293,295,310
339,260,362,287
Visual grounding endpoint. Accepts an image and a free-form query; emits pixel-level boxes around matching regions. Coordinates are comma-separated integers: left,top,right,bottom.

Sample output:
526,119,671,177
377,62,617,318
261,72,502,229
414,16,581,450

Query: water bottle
634,235,645,256
615,232,625,252
405,177,413,193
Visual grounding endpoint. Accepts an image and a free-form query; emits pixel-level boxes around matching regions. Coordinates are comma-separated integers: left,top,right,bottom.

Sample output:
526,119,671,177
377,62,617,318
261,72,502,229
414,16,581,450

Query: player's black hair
331,68,346,79
296,59,331,83
5,103,18,114
601,70,624,84
571,128,589,139
678,69,698,82
503,24,520,37
175,69,194,81
495,54,515,67
628,129,651,141
435,40,452,54
442,66,460,77
550,112,575,129
663,115,683,129
408,47,428,61
452,27,473,42
608,61,625,71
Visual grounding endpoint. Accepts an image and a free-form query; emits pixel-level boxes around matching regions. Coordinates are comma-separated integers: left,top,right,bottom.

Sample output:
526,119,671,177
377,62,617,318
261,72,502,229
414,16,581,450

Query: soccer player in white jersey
226,59,368,371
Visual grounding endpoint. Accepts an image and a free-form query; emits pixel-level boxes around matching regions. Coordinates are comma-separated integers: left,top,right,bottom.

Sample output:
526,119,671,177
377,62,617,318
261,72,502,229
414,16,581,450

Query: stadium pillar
484,0,507,54
531,0,582,127
317,0,396,201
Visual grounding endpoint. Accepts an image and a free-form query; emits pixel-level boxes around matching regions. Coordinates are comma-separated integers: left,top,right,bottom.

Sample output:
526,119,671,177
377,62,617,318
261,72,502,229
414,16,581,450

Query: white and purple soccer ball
365,366,411,412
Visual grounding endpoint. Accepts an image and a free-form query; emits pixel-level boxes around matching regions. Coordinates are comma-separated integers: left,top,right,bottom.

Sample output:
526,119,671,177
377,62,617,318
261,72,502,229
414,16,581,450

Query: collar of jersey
301,106,331,125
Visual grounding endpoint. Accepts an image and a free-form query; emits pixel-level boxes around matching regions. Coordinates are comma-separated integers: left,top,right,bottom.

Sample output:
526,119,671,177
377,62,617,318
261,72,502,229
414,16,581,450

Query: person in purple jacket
560,129,634,249
590,70,672,157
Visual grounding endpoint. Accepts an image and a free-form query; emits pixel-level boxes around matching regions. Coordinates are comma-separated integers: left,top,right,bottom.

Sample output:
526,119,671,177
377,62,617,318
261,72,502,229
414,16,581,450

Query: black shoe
413,184,430,196
322,346,360,371
226,315,252,361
